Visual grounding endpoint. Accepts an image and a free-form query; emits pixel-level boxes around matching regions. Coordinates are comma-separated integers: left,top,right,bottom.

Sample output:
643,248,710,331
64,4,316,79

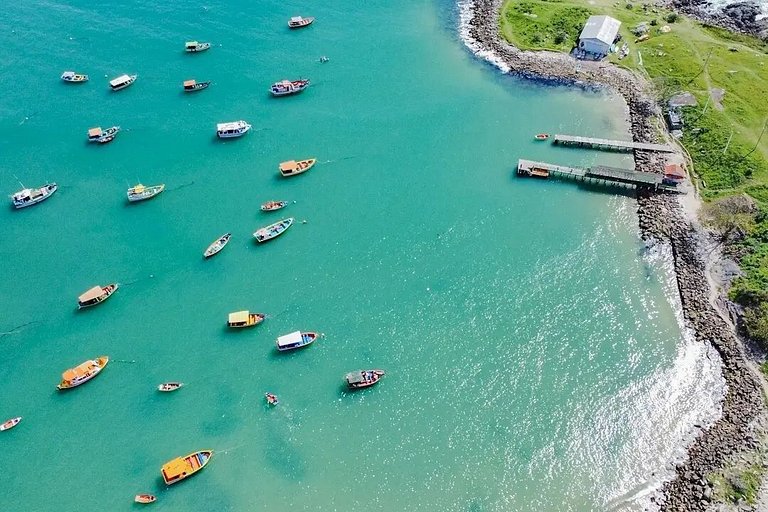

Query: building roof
664,163,686,177
277,331,302,347
579,15,621,46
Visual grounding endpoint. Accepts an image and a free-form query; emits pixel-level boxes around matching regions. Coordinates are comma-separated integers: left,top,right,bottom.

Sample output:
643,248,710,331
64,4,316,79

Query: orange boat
279,158,316,177
161,450,213,485
57,356,109,390
134,494,156,504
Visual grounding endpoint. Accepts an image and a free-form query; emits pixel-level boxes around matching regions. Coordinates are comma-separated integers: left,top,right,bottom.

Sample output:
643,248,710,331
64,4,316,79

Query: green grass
710,465,763,504
499,0,768,348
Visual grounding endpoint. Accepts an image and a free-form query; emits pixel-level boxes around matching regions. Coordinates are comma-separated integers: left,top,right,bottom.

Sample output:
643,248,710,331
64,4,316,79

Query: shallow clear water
0,0,722,510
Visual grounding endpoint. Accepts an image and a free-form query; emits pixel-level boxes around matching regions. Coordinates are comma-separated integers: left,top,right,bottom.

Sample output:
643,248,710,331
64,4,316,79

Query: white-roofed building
577,15,621,58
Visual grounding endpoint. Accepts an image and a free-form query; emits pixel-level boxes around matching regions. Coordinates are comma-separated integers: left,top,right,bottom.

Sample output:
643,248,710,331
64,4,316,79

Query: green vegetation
500,0,768,348
710,465,763,504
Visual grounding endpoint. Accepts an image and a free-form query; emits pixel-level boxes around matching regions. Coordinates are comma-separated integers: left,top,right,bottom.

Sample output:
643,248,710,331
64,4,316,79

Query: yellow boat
279,158,316,177
161,450,213,485
227,311,265,328
57,356,109,390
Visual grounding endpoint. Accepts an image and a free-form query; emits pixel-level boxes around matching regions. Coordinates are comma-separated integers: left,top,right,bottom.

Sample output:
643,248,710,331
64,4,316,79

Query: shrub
666,12,679,23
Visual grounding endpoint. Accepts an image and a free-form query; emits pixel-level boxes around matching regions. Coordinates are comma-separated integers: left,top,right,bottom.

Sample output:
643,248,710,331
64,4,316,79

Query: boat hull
0,417,21,431
161,450,213,485
260,201,288,212
204,233,231,258
110,75,137,91
276,331,318,351
228,313,266,328
127,185,164,202
134,495,156,504
279,159,316,177
12,183,58,209
57,356,109,390
253,218,294,243
288,17,315,29
78,283,118,309
346,370,385,389
158,382,183,392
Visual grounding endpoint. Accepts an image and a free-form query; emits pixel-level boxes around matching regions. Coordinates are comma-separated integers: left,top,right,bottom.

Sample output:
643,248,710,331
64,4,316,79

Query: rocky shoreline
463,0,766,509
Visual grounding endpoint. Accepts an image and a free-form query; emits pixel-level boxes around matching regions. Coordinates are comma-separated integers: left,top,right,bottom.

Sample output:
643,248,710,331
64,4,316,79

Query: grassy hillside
499,0,768,346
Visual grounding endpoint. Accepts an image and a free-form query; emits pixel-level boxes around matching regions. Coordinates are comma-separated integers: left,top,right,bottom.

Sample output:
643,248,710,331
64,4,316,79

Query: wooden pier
553,134,675,153
516,159,680,192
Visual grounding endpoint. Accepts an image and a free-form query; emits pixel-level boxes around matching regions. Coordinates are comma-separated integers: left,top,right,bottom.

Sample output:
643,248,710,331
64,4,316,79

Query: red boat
534,133,550,141
345,370,385,389
265,392,279,405
261,200,288,212
134,494,156,504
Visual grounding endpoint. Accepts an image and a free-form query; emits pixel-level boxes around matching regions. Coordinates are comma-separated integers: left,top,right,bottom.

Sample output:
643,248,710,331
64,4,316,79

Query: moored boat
279,159,316,177
127,183,164,202
270,79,310,96
158,382,183,392
109,74,137,91
265,392,279,405
183,79,211,92
88,126,120,143
161,450,213,485
203,233,232,258
346,369,385,389
57,356,109,390
77,283,118,309
216,121,251,139
227,311,265,328
185,41,211,52
253,217,294,243
0,417,22,431
260,200,288,212
134,494,156,504
534,133,550,140
288,16,314,29
11,183,57,209
61,71,89,83
276,331,318,351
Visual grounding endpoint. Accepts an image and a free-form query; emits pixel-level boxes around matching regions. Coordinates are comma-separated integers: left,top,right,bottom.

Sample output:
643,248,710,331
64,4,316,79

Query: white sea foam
457,0,511,73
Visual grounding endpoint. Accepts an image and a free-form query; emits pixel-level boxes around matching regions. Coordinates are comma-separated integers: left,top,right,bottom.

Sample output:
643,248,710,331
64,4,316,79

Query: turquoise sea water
0,1,724,510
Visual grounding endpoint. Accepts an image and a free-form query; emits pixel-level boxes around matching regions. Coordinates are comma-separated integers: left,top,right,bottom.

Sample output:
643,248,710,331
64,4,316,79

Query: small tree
700,194,758,242
666,12,679,23
554,32,568,45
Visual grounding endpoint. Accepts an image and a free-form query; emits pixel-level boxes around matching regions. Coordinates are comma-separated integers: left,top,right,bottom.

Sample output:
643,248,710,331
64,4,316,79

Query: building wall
578,38,610,56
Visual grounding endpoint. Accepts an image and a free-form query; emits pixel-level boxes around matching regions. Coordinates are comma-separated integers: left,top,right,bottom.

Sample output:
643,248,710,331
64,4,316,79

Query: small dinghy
260,200,288,212
270,79,310,97
134,494,156,504
127,184,164,202
185,41,211,52
158,382,183,392
11,183,57,209
61,71,89,83
346,370,385,389
183,79,211,92
0,417,22,432
288,16,314,29
203,233,231,258
265,392,279,405
534,133,550,141
279,159,316,177
276,331,319,351
253,218,294,243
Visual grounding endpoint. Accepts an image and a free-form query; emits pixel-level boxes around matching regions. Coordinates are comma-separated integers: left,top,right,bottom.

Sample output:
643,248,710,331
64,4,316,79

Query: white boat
204,233,232,258
185,41,211,52
0,417,21,431
270,79,310,97
77,284,118,309
158,382,183,392
57,356,109,390
288,16,315,29
127,183,164,202
216,121,251,139
11,183,57,209
253,218,294,243
88,126,120,143
109,74,137,91
61,71,89,83
276,331,319,351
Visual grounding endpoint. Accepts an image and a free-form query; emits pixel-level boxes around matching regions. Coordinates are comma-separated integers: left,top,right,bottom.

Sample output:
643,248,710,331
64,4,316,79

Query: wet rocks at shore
464,0,766,509
668,0,768,40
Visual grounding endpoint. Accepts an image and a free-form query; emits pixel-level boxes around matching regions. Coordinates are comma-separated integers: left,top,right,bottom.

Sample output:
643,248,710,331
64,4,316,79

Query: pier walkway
553,134,675,153
516,159,681,193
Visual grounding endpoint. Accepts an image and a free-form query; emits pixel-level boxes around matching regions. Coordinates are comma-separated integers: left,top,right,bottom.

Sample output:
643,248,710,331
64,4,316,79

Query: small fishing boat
127,183,164,202
161,450,213,485
77,283,118,309
319,56,329,63
260,200,288,212
109,74,137,91
276,331,318,352
0,417,21,432
158,382,183,392
265,393,279,405
134,494,156,504
279,159,316,177
346,369,385,389
216,121,251,139
61,71,89,83
57,356,109,390
185,41,211,52
88,126,120,143
534,133,550,140
288,16,314,29
203,233,231,258
253,217,294,243
11,183,57,209
183,79,211,92
270,79,310,97
227,311,265,328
